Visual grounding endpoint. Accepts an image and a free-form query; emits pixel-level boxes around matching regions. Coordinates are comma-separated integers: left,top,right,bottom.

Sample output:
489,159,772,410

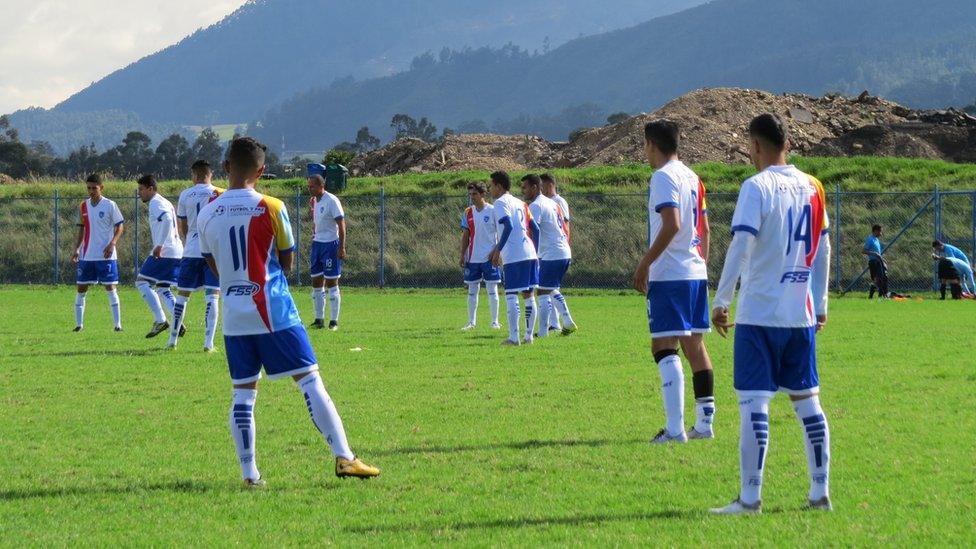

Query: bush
324,149,355,166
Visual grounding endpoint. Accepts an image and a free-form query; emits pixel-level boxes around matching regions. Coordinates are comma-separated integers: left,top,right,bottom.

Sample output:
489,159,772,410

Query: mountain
51,0,703,125
254,0,976,153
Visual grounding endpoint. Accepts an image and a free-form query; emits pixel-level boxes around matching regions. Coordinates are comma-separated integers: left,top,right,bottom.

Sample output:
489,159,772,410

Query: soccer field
0,287,973,545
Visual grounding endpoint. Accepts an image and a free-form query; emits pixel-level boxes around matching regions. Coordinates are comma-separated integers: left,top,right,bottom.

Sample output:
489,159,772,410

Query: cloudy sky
0,0,247,114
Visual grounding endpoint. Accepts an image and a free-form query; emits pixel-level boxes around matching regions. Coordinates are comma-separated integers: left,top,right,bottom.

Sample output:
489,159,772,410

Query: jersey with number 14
730,165,830,328
177,183,223,258
197,188,301,336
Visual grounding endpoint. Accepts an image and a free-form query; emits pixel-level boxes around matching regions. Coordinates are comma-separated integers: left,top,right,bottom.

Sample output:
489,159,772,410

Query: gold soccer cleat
335,457,380,479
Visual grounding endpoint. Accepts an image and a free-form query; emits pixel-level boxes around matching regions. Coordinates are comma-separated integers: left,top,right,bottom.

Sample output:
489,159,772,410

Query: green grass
0,287,973,545
4,156,976,198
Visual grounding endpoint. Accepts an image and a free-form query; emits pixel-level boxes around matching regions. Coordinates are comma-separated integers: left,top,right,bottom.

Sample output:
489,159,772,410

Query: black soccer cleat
179,324,187,337
145,321,169,338
328,320,338,331
311,319,325,329
73,326,83,332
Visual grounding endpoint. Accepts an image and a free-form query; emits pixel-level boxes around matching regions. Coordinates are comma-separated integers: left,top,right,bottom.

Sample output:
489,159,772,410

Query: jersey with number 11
197,188,300,336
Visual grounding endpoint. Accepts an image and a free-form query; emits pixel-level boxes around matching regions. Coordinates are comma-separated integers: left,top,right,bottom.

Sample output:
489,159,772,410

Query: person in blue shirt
862,224,886,298
933,240,972,266
933,248,975,295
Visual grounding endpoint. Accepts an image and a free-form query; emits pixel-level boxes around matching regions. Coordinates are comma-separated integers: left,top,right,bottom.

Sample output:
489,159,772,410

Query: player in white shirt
632,120,716,444
198,137,378,486
168,160,224,351
135,174,184,340
487,171,540,346
459,182,501,330
522,174,577,337
710,114,832,515
71,174,124,332
541,173,572,333
307,175,346,331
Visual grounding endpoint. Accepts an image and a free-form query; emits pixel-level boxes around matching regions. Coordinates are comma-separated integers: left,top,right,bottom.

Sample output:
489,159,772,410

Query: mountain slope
254,0,976,152
52,0,703,124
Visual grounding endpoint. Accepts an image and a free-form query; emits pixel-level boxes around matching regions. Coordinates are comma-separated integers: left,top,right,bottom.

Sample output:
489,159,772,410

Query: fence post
834,184,842,292
379,186,386,288
971,191,976,262
53,190,60,285
294,187,302,287
933,186,941,291
133,190,140,281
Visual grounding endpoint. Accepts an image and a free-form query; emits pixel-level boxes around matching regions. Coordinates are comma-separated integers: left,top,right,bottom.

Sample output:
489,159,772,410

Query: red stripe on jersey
80,202,91,257
248,199,275,331
555,204,569,241
465,207,475,262
805,178,826,267
523,203,533,239
696,178,707,257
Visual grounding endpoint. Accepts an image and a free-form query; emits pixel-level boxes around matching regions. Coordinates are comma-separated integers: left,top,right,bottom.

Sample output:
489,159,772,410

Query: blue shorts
646,279,710,337
734,324,819,396
224,324,319,384
310,240,342,279
77,260,119,285
538,259,571,290
177,257,219,292
464,261,501,283
138,256,180,286
502,259,539,292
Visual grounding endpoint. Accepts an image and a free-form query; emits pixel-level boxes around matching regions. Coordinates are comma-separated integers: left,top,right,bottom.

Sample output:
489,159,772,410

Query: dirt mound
350,133,559,176
352,88,976,175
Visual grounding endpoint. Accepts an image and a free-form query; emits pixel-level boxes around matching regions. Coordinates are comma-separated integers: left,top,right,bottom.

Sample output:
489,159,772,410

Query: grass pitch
0,287,973,545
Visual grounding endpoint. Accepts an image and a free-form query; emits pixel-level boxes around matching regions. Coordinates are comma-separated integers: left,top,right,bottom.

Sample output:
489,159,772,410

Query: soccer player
71,174,124,332
862,224,886,298
459,182,501,330
169,160,223,351
631,120,715,444
522,174,577,337
135,175,184,339
198,137,378,486
933,240,975,292
710,114,833,514
540,173,572,333
487,170,540,346
307,174,345,331
934,255,974,297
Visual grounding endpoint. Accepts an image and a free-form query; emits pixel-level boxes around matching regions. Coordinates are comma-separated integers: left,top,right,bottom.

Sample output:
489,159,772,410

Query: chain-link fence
2,188,974,292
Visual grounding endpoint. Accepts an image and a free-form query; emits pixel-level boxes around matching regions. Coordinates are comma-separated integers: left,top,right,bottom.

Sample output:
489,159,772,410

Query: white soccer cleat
522,338,534,345
242,477,267,490
650,428,687,444
490,322,502,330
803,496,833,511
688,427,714,440
461,323,476,331
710,498,762,515
203,346,215,353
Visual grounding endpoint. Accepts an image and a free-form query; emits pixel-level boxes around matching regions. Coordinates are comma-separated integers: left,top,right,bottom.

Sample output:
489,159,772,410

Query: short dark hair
644,119,679,155
539,173,556,185
307,174,325,186
490,170,511,191
136,174,156,189
467,182,487,195
749,113,788,150
933,240,944,248
225,137,267,174
85,173,103,185
872,224,882,232
190,159,212,176
520,173,542,187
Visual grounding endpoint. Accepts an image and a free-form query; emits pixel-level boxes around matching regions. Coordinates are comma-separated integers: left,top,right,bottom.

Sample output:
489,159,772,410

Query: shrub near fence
2,188,975,292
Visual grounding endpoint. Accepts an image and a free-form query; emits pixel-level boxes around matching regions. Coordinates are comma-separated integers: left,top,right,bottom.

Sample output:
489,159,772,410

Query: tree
606,112,630,125
354,126,381,152
192,128,224,175
154,134,192,179
324,149,355,166
391,114,419,140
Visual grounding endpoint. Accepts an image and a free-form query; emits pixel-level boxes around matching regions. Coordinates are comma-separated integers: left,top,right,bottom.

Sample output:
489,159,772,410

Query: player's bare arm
336,218,346,259
700,211,710,262
104,223,123,259
633,206,680,294
71,225,84,263
177,217,188,241
279,248,294,273
460,228,471,267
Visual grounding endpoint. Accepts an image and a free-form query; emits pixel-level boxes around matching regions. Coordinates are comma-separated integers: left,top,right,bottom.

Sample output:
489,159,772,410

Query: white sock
467,283,480,325
523,295,537,342
656,352,684,436
204,294,219,349
486,282,500,324
505,293,520,342
537,294,552,337
169,295,188,345
156,287,175,318
738,393,771,505
552,290,574,325
695,397,716,433
229,389,260,481
107,288,122,328
794,396,830,501
328,286,341,323
312,287,326,321
74,292,87,327
297,372,354,459
137,281,165,323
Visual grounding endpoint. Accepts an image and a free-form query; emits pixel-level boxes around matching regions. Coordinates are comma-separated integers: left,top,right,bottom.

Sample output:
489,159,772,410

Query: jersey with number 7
197,188,301,336
728,165,829,328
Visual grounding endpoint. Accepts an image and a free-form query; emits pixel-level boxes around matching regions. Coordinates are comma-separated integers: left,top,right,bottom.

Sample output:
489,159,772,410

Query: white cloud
0,0,247,114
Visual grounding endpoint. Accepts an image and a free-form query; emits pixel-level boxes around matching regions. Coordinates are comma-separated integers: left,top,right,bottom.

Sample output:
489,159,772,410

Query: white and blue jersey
309,193,345,279
945,256,975,292
139,194,183,285
530,195,572,291
461,203,500,283
76,197,124,284
176,183,223,292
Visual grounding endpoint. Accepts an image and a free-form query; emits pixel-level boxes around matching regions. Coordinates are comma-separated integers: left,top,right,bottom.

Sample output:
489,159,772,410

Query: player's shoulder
260,193,287,212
